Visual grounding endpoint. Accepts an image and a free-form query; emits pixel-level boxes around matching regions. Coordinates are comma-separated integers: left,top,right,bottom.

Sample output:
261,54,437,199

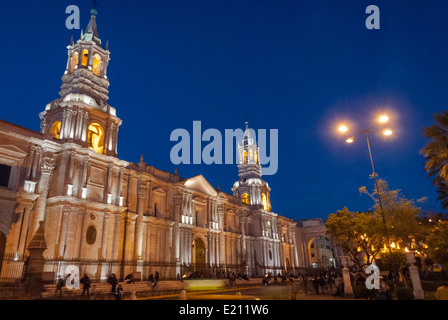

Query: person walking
153,271,160,288
80,274,91,296
56,275,65,297
116,284,124,300
312,276,320,294
318,275,326,294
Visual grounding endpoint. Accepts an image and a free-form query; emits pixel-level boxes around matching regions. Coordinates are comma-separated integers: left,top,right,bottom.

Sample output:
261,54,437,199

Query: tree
326,178,426,273
426,221,448,270
359,177,424,251
420,110,448,210
325,207,385,271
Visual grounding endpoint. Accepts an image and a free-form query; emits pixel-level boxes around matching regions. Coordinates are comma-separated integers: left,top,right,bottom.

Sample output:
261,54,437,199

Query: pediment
0,144,27,161
184,175,218,197
152,186,167,195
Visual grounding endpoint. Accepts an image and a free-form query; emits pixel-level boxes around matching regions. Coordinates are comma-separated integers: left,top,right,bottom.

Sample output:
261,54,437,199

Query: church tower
39,9,121,157
232,121,272,211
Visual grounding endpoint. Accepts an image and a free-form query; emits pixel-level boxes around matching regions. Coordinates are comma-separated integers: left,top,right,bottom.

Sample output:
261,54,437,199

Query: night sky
1,0,447,220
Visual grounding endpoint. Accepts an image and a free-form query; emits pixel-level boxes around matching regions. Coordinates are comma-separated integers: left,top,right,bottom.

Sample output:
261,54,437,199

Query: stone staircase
42,278,264,300
42,280,185,300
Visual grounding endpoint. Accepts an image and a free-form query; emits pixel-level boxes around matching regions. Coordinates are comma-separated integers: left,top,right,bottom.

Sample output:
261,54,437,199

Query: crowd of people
54,266,448,300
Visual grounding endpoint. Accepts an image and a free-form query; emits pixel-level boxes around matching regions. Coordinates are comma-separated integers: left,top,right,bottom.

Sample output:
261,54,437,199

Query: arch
241,193,250,205
87,122,105,154
81,49,89,66
92,53,102,76
49,121,61,139
255,151,258,164
243,150,247,164
70,51,79,73
307,236,335,268
192,237,206,273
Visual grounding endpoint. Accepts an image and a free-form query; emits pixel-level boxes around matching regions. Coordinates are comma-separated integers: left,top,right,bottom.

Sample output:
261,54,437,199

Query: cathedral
0,9,339,282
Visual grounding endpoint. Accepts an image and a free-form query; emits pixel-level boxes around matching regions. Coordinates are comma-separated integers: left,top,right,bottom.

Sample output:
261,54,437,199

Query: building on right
294,218,344,269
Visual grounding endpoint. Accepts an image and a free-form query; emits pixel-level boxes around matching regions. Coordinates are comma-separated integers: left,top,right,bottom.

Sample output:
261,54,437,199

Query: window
241,193,250,205
262,193,268,210
49,121,61,139
70,52,79,73
243,150,247,164
87,123,105,154
81,49,89,66
92,54,102,76
0,164,11,187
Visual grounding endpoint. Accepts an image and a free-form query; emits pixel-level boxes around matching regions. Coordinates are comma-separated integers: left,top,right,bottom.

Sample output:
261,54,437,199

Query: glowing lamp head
346,137,354,143
338,125,348,133
383,129,392,136
379,115,389,123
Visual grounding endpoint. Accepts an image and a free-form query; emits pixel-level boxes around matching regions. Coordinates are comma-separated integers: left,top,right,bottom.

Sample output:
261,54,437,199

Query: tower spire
82,8,101,45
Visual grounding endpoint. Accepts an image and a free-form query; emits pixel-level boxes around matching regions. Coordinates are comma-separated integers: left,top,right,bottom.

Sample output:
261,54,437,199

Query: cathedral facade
0,10,337,282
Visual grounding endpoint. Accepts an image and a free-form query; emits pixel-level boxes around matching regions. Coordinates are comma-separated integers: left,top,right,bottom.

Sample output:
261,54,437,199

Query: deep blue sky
1,0,447,220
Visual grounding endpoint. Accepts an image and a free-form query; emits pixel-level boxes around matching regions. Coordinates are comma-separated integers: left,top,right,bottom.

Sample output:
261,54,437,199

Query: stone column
73,209,85,258
405,251,425,300
218,206,225,268
173,194,181,274
57,205,71,258
101,211,111,260
17,205,33,258
340,256,354,296
28,156,55,243
134,181,146,260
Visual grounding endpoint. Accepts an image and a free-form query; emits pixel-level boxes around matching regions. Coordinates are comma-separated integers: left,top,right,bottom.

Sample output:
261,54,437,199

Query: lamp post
338,115,396,278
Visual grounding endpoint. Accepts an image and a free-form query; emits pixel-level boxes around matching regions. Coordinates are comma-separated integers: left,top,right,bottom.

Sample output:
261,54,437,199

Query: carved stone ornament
40,157,56,174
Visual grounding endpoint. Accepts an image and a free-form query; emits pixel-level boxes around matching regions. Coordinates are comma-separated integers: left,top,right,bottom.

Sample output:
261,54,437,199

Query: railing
0,253,27,283
1,255,285,284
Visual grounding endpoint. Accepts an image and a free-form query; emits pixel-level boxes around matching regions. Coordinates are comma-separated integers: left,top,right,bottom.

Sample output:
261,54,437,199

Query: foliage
359,177,424,251
426,221,448,270
420,110,448,210
325,207,385,271
376,250,409,272
353,285,376,299
394,286,414,300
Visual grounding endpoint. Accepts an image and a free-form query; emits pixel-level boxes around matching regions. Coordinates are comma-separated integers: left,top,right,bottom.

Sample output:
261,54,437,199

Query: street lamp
338,115,395,277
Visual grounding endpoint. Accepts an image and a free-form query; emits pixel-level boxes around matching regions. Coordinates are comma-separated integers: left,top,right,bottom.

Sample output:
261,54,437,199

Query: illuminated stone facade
0,10,338,282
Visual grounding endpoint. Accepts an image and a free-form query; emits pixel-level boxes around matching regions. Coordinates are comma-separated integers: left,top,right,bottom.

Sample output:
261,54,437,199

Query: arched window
81,49,89,66
49,121,61,139
92,53,102,76
262,193,268,210
70,52,79,73
243,150,247,164
249,150,253,161
255,151,258,164
241,193,250,205
87,122,105,154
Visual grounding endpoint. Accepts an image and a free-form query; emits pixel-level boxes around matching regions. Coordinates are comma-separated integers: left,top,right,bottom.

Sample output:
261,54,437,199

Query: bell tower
39,9,121,157
232,121,272,211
